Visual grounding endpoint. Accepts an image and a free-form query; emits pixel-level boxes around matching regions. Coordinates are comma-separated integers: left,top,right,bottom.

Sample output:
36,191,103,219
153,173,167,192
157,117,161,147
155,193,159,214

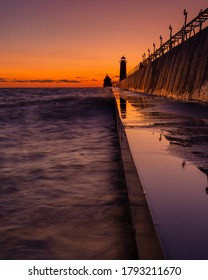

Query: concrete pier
113,90,164,259
119,27,208,103
112,88,208,259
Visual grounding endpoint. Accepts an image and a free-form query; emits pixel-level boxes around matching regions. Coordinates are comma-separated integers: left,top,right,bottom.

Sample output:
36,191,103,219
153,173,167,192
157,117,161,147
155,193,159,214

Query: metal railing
127,8,208,77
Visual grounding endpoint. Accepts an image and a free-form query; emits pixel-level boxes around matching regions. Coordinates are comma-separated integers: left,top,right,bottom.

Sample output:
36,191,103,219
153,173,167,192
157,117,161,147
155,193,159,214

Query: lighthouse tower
119,55,127,81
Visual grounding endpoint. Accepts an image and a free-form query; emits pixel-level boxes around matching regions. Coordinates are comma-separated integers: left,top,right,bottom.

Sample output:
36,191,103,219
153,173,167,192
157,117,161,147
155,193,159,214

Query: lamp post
199,9,203,31
169,25,172,49
160,35,162,47
183,9,187,40
160,35,163,55
153,43,155,59
184,9,187,26
148,48,150,62
143,52,146,63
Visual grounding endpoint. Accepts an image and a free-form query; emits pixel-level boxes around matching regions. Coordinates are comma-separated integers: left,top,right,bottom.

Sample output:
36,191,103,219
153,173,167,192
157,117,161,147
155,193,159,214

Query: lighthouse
119,55,127,81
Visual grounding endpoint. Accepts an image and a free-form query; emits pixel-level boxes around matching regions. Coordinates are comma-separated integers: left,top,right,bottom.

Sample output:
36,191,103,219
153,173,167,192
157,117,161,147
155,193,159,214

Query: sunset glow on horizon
1,0,207,88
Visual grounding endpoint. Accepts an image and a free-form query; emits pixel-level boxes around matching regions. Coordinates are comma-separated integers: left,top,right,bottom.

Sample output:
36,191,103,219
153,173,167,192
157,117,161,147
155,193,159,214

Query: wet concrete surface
113,88,208,259
114,89,208,176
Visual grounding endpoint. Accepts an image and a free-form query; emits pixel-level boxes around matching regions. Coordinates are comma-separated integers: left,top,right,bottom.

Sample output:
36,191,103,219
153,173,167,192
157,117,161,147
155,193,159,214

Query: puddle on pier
114,88,208,174
113,88,208,259
126,128,207,259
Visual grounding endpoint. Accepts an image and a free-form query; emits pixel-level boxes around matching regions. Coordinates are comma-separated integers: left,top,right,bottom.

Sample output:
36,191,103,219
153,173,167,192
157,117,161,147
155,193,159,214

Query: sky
0,0,207,87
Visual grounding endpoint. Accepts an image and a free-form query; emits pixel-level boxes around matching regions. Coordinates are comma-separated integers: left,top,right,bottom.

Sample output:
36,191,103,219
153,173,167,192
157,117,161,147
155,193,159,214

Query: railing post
183,9,188,40
153,43,155,59
148,49,150,62
127,8,208,77
199,9,203,31
160,35,163,55
169,25,172,49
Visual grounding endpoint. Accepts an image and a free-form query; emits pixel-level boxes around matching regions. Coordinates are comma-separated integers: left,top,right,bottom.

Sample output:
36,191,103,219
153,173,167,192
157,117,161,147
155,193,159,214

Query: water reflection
113,88,208,176
159,132,163,142
181,160,186,169
119,97,127,119
115,92,150,127
113,88,208,259
126,128,207,259
205,175,208,195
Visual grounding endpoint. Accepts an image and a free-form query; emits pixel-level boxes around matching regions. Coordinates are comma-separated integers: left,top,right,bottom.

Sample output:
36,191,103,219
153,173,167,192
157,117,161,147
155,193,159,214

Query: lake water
0,87,137,260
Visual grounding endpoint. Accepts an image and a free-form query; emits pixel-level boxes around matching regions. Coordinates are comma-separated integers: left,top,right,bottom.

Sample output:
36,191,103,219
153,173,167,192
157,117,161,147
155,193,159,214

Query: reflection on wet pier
114,89,208,175
113,88,208,259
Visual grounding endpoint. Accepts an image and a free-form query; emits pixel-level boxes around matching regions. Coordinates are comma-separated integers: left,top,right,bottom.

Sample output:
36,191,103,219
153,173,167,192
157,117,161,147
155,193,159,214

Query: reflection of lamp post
153,43,155,59
169,25,172,49
148,48,150,57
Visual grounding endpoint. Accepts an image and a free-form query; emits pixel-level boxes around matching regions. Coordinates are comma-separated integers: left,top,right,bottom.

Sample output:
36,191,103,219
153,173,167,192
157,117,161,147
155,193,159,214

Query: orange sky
0,0,207,87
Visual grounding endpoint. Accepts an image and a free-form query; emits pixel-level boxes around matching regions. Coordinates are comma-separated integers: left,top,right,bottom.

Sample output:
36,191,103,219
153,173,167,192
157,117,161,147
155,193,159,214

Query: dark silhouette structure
119,55,127,81
127,8,208,76
103,74,112,87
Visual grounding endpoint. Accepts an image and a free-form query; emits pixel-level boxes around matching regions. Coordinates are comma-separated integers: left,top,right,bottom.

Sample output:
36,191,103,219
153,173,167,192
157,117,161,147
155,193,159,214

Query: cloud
0,78,8,82
12,79,29,83
10,79,81,83
29,79,54,83
91,79,97,81
58,79,80,83
16,79,55,83
0,77,82,84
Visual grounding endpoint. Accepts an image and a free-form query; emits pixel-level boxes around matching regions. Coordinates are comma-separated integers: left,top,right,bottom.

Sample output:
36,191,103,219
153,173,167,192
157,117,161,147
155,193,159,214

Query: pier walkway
113,88,208,259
